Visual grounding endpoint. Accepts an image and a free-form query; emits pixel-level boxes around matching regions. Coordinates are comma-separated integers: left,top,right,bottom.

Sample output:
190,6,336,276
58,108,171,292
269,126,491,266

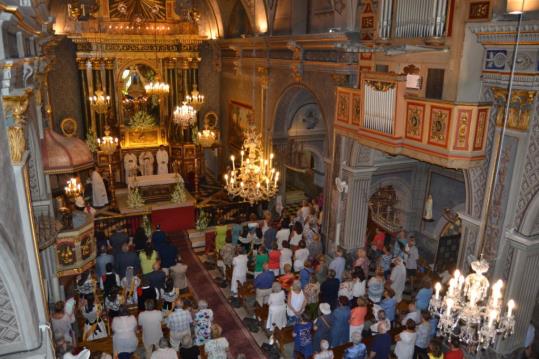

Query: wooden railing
334,72,491,169
94,211,151,238
379,0,449,40
197,201,263,227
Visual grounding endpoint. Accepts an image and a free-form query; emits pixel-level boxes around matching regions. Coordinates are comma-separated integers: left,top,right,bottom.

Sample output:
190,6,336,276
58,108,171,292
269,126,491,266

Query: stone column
456,212,481,272
340,165,376,250
495,230,539,355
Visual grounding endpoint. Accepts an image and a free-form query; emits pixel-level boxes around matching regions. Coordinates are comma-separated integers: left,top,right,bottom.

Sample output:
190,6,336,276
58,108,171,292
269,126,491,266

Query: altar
118,173,196,231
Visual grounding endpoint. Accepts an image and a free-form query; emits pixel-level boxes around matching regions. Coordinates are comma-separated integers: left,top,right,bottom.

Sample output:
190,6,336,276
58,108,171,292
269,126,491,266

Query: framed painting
405,102,425,141
453,109,472,150
474,108,489,150
428,106,452,148
351,93,362,126
229,101,254,150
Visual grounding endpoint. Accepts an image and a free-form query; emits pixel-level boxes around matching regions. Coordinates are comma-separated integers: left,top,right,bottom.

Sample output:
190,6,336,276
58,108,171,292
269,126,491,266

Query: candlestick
507,299,515,318
435,282,441,300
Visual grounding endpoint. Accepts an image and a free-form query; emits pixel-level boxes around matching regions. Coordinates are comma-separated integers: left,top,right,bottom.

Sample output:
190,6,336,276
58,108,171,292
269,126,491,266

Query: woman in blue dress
313,303,333,352
330,296,351,348
293,313,313,358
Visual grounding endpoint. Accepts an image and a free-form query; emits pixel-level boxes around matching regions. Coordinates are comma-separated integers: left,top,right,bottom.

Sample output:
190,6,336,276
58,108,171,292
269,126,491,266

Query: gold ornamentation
61,117,78,137
290,63,303,82
469,1,490,20
257,66,269,89
109,0,166,20
406,103,424,140
336,92,350,123
331,74,348,86
428,107,451,147
58,244,76,265
365,80,396,92
3,90,31,164
493,87,536,131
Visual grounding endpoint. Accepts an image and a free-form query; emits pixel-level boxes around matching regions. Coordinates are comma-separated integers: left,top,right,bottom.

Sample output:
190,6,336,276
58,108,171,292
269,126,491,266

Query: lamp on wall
506,0,539,13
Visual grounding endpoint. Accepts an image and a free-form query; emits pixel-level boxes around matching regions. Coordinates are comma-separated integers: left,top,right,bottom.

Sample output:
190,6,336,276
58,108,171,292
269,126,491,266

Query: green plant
86,129,98,153
127,187,145,208
128,111,156,130
196,209,209,231
171,181,187,204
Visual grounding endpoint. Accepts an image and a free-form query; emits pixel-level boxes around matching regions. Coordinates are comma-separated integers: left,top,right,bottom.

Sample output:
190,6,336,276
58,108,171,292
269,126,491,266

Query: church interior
0,0,538,358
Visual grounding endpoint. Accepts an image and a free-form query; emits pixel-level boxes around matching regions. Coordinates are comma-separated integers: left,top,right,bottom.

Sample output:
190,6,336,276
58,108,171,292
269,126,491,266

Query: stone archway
272,85,328,202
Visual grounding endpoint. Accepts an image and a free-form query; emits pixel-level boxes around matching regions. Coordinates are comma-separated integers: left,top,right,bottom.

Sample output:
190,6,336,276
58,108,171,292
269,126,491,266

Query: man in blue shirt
95,245,113,278
299,261,313,289
344,331,367,359
329,247,346,281
415,281,433,311
369,321,391,359
379,288,397,322
254,263,275,306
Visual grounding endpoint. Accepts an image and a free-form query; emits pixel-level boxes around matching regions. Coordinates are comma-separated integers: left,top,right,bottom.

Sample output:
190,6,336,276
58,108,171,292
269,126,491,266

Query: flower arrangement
86,129,98,153
196,209,209,231
127,186,145,208
171,181,187,204
128,111,156,130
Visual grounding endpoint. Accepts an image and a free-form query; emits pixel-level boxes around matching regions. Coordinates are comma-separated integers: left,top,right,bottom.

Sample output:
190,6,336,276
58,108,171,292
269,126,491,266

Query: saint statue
139,151,154,176
423,194,434,221
91,170,109,208
123,152,138,180
156,145,169,175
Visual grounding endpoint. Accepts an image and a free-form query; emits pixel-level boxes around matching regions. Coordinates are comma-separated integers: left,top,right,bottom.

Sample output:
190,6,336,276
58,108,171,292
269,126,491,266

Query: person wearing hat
313,303,333,353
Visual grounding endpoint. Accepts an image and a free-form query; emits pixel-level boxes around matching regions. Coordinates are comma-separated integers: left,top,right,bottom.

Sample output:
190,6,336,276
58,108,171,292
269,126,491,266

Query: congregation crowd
48,198,469,359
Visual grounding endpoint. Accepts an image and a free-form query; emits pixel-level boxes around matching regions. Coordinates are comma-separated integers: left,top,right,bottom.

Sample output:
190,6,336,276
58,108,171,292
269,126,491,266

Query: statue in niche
91,170,109,208
156,145,169,174
139,151,154,176
423,194,434,222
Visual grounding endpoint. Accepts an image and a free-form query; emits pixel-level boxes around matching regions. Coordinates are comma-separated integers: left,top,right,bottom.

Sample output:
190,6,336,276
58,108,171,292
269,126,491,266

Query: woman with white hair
151,337,177,359
287,280,306,322
204,324,230,359
266,282,287,331
313,339,334,359
194,299,214,345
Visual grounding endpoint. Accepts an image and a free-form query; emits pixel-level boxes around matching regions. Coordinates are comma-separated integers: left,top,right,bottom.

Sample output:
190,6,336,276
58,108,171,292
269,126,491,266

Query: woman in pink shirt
349,296,368,341
268,243,281,276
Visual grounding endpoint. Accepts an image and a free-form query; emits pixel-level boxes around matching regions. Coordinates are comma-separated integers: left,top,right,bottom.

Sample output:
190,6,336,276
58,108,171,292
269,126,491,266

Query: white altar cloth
127,173,183,188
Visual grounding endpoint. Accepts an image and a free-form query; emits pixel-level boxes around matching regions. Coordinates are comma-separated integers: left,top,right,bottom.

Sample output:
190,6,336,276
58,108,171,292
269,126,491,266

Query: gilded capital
2,89,32,164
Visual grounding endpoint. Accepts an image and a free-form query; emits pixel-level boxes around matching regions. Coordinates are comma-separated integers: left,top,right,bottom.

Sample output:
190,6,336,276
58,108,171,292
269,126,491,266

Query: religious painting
405,102,425,141
469,1,490,20
361,16,374,29
474,109,488,150
453,110,472,150
228,101,253,150
119,64,161,127
80,235,93,260
336,91,351,124
57,241,76,266
183,144,196,159
109,0,166,20
351,93,361,126
428,106,452,148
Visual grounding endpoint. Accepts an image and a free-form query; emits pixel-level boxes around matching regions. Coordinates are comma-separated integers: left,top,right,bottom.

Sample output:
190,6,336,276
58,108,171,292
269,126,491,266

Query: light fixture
185,84,205,110
197,128,216,148
429,259,515,351
172,101,197,128
89,89,111,114
223,125,279,204
97,126,119,210
64,177,82,198
145,75,170,96
507,0,539,14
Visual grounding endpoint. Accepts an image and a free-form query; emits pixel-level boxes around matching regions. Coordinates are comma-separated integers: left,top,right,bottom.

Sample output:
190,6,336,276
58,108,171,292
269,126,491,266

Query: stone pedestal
341,166,376,250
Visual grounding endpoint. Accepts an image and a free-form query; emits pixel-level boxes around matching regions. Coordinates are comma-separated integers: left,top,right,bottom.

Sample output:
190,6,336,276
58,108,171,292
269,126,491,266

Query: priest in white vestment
390,257,407,303
91,170,109,208
156,145,169,175
139,151,154,176
123,152,138,180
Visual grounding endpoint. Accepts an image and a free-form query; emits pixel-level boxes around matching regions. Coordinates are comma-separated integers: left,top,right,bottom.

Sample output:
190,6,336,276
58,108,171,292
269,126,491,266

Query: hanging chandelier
185,84,205,110
223,126,279,204
197,128,216,148
145,76,170,96
429,258,515,351
173,101,197,128
64,178,82,198
89,89,111,114
97,127,119,155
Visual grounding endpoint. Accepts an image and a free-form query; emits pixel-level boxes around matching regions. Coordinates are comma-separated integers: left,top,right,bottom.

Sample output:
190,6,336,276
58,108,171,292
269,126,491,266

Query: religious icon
423,194,434,222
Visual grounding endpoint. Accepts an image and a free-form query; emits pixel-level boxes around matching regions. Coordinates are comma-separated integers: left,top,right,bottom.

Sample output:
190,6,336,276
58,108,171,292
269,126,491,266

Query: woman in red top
278,263,296,291
268,243,281,276
349,296,368,341
372,227,386,252
444,338,464,359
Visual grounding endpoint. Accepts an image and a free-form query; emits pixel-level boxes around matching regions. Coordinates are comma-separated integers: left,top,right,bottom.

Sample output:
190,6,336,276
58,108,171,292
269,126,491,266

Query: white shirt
290,233,302,247
156,149,169,175
394,330,417,359
390,263,407,302
276,228,290,249
294,248,309,271
401,310,421,326
280,248,293,267
405,245,419,270
352,279,366,298
151,348,178,359
232,254,248,277
138,310,163,346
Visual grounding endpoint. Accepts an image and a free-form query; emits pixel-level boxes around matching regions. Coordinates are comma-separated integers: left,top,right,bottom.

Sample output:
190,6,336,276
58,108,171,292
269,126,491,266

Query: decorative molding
257,66,269,89
0,275,21,346
492,87,536,131
469,22,539,43
286,40,304,61
2,89,32,164
290,63,303,82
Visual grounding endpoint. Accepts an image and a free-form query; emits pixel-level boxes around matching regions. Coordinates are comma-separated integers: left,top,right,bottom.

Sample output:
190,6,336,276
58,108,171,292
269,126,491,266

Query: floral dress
194,308,214,345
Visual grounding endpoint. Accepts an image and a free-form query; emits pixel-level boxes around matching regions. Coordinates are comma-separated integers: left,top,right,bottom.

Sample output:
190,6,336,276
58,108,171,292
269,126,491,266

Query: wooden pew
254,304,269,327
274,325,294,353
237,280,255,308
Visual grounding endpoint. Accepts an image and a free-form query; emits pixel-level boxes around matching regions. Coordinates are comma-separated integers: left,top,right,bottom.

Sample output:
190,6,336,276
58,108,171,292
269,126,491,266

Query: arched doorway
272,85,328,204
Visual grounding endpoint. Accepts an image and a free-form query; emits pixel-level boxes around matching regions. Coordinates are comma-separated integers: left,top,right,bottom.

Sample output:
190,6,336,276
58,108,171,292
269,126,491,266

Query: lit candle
270,153,274,169
224,174,229,185
446,298,454,316
231,155,235,171
507,299,515,318
435,282,441,300
241,151,244,166
488,310,497,328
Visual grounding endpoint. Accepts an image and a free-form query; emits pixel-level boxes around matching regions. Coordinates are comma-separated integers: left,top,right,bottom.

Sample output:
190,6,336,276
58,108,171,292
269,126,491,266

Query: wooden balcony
334,72,490,169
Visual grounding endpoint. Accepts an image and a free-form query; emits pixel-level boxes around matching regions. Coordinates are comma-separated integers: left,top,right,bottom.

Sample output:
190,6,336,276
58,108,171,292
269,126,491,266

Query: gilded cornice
469,22,539,45
0,2,42,36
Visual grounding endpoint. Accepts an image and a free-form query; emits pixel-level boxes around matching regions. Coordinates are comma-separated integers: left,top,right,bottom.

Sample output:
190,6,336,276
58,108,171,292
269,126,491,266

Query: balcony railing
379,0,449,40
334,72,491,169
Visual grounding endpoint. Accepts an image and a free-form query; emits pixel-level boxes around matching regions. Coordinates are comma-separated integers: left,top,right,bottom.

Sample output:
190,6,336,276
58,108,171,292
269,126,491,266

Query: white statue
423,194,433,221
123,152,138,180
156,145,169,175
139,151,154,176
91,170,109,208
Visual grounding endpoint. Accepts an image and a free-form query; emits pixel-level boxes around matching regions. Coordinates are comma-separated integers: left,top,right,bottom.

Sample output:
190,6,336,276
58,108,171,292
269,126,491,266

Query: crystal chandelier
97,127,119,155
64,178,82,198
223,126,279,204
173,101,197,128
89,89,111,114
197,128,216,148
145,76,170,96
185,84,205,110
429,258,515,351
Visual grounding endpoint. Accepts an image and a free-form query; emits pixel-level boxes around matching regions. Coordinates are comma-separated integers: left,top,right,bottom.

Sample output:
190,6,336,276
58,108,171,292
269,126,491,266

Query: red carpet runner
169,231,266,358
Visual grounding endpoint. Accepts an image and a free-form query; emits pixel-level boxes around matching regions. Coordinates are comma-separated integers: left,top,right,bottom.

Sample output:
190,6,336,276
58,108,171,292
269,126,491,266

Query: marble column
495,230,539,354
341,165,376,250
